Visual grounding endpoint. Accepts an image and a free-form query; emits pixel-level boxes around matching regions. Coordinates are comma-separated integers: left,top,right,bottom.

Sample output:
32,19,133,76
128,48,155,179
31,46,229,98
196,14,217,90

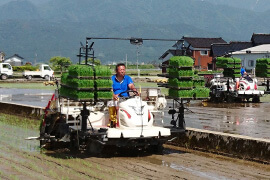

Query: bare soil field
0,114,269,180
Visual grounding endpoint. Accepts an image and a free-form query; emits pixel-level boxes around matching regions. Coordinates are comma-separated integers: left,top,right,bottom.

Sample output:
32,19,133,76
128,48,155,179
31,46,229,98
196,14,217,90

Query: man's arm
128,83,136,91
128,83,140,96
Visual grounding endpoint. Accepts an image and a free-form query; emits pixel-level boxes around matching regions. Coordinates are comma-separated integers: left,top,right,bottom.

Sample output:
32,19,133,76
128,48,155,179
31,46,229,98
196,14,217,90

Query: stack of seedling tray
216,57,241,78
255,58,270,78
160,56,209,99
168,56,194,99
60,65,113,101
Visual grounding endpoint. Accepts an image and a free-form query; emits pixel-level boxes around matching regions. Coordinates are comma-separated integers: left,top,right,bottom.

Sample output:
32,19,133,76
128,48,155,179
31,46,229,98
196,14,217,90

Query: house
0,51,5,62
251,33,270,46
231,44,270,72
210,41,253,70
4,54,24,66
160,36,227,71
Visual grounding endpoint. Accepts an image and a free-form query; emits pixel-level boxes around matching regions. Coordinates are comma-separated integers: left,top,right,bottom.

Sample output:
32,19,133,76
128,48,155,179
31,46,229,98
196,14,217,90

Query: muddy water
0,121,39,152
163,100,270,139
0,88,54,107
0,88,269,139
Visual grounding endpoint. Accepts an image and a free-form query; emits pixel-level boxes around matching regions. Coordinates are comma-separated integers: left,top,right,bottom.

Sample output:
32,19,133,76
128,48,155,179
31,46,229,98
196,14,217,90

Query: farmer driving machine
209,57,264,102
38,37,189,155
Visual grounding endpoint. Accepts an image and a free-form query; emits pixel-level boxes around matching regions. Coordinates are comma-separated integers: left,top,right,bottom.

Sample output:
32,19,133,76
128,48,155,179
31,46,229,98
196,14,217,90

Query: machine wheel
149,143,164,155
87,139,104,156
1,74,8,80
44,75,49,80
27,75,32,80
69,132,80,152
252,97,260,103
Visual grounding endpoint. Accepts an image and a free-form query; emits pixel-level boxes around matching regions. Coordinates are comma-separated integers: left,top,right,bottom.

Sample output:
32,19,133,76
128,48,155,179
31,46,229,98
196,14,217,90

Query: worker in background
240,66,246,77
112,63,139,100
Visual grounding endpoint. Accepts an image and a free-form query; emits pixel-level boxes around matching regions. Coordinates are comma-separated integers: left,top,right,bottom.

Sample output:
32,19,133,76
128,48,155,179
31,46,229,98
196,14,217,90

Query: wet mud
0,120,269,180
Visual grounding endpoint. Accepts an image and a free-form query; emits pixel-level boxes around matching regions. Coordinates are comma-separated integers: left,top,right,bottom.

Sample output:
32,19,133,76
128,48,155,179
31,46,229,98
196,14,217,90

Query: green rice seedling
216,57,241,68
193,88,210,98
168,78,178,87
169,89,194,98
168,68,178,77
178,70,194,77
193,80,205,87
96,79,113,88
168,78,193,88
60,73,69,84
169,56,194,67
66,79,94,88
97,91,113,99
95,66,112,77
68,65,94,77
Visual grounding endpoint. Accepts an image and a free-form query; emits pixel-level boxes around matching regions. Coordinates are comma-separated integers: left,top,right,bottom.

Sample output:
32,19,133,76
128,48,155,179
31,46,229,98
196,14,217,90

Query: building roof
251,33,270,46
211,41,253,57
5,54,24,60
159,49,184,59
232,44,270,55
173,37,227,49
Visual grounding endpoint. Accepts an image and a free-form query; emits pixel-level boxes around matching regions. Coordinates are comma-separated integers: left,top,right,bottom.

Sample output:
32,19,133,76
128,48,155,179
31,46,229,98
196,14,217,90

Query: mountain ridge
0,0,269,64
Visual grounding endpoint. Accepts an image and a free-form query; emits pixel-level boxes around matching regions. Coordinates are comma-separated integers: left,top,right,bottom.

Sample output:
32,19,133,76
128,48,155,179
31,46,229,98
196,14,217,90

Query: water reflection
0,88,53,107
0,122,40,152
165,100,270,139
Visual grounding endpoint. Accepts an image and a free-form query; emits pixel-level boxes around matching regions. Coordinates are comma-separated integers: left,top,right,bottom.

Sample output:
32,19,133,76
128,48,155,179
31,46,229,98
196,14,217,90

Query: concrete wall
170,127,270,164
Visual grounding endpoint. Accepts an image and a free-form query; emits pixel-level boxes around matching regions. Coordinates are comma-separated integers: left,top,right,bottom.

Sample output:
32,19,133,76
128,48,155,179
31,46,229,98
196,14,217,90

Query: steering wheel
118,90,139,99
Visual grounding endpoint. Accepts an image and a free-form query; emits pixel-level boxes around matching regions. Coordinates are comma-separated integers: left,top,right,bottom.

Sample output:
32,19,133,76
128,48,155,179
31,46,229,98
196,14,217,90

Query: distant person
240,66,246,77
112,63,138,100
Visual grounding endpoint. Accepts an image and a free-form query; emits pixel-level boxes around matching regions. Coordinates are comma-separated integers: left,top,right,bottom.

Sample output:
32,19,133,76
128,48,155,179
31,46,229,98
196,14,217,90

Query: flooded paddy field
0,113,269,179
164,101,270,139
0,88,54,107
0,87,270,139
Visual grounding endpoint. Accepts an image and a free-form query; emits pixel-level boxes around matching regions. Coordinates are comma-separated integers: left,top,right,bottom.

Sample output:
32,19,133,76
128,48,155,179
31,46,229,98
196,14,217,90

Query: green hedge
13,65,37,71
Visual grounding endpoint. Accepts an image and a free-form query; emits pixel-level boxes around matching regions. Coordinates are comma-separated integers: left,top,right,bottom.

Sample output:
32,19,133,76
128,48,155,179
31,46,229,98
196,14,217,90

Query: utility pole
126,54,128,68
136,45,140,77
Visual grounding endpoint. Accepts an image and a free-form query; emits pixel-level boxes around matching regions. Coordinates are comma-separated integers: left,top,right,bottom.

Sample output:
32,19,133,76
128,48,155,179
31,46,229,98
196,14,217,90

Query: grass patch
0,113,40,130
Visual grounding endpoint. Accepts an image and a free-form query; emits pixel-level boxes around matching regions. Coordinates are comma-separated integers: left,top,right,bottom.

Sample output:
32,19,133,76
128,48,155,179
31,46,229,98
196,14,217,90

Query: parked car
22,64,54,80
0,63,13,80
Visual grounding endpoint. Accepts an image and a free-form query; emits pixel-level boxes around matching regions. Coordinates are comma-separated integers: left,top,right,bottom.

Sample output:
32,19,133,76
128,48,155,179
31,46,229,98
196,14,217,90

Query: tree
49,56,72,73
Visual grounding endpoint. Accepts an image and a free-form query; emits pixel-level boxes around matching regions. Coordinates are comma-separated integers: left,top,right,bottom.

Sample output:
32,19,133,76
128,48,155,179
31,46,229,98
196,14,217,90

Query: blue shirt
240,67,245,76
112,75,134,97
